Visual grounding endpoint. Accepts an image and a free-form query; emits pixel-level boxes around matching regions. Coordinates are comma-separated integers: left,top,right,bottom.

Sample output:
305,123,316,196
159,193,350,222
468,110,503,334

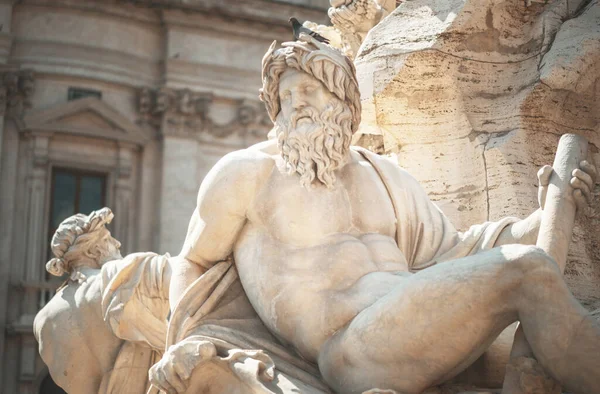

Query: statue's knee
503,245,562,288
522,246,558,273
502,245,553,270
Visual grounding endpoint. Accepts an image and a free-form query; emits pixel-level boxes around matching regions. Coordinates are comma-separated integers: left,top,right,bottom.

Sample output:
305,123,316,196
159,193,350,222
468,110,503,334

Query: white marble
29,10,600,394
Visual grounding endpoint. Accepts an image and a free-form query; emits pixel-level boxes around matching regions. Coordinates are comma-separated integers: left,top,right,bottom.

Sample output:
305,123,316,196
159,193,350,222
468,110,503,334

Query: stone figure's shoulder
213,140,278,181
34,273,103,341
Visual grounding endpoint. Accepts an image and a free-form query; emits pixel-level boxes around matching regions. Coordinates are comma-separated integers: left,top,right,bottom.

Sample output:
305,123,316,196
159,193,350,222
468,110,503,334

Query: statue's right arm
169,149,272,311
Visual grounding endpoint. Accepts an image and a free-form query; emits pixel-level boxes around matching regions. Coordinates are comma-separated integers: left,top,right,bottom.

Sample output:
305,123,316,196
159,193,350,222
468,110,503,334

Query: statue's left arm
493,160,597,247
373,153,596,268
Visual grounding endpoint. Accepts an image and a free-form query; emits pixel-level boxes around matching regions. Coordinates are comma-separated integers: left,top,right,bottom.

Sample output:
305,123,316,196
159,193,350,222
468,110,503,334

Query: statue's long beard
276,101,353,189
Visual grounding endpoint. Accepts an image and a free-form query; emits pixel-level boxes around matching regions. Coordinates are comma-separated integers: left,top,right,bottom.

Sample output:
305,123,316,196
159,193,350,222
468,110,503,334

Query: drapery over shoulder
101,252,171,350
355,147,519,271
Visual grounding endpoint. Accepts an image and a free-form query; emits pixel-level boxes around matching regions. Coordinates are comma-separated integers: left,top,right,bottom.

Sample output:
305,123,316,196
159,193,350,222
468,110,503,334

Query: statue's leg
317,244,600,394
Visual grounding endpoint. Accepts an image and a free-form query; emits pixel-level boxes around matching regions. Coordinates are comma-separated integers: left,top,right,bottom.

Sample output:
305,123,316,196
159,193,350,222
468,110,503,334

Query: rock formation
355,0,600,310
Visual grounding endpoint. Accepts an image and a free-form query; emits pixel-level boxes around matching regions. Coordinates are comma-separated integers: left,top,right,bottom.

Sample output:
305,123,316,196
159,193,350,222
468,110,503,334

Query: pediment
22,97,150,145
56,110,116,130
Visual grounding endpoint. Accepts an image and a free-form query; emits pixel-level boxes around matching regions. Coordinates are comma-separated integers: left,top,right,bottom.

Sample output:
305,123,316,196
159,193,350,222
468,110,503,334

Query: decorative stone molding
137,87,272,139
137,87,212,136
0,69,34,118
213,98,272,139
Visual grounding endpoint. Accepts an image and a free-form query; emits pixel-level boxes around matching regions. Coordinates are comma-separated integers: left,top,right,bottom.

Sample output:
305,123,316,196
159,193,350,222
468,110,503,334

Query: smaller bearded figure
46,207,122,282
35,208,170,394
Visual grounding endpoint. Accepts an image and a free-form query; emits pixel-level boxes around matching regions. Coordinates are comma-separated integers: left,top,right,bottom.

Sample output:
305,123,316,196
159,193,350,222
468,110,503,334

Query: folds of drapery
355,147,518,271
101,252,171,351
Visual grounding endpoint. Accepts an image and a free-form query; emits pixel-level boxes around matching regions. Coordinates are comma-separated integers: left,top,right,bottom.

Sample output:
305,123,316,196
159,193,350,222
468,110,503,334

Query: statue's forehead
279,68,320,91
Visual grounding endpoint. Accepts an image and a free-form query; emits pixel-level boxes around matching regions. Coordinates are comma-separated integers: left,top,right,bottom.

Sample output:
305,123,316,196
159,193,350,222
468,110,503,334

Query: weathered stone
355,0,600,310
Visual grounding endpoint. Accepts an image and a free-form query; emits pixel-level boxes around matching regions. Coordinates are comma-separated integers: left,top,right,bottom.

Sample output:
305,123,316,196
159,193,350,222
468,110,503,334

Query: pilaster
23,133,49,286
0,69,35,174
113,142,137,254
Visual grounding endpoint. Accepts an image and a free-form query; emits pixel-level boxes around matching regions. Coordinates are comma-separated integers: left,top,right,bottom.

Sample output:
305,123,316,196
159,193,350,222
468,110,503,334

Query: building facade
0,0,329,392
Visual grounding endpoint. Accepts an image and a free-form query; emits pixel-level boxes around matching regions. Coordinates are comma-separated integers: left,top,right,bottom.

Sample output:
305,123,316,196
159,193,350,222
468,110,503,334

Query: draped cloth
354,147,519,271
140,147,517,394
102,252,171,350
100,252,171,394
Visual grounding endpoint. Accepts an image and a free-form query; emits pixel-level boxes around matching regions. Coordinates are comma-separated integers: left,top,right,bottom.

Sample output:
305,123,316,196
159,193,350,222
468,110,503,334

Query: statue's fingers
571,177,592,205
580,160,598,184
574,189,586,215
163,363,188,394
572,168,594,192
538,186,547,210
537,165,553,186
173,359,193,382
149,368,174,394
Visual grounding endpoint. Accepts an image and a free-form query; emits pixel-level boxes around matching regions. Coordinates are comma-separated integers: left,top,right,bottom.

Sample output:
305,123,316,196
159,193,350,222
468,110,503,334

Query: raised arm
494,160,596,247
168,149,272,311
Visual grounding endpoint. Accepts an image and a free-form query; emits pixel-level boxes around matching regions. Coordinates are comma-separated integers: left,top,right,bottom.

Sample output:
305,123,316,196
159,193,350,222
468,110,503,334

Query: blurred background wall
0,1,329,392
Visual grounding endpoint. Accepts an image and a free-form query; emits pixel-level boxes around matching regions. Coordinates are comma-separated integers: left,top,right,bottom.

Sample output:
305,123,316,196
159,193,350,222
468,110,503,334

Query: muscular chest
250,161,397,245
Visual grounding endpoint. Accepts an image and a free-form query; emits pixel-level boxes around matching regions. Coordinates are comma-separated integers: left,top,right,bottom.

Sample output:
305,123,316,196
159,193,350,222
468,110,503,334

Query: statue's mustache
290,107,320,129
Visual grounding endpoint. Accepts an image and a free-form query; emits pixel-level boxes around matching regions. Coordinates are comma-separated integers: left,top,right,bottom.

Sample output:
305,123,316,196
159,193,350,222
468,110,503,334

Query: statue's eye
305,85,316,94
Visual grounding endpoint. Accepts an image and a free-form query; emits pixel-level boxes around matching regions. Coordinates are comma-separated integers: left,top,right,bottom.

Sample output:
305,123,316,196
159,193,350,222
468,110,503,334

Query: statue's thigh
319,248,524,393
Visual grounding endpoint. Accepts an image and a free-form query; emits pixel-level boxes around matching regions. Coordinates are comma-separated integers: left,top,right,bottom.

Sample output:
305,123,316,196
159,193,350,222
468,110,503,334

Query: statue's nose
291,92,308,109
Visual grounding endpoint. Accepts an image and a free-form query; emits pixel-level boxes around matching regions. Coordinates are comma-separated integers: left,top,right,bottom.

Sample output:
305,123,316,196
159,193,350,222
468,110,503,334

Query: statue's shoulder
34,272,103,338
214,140,278,179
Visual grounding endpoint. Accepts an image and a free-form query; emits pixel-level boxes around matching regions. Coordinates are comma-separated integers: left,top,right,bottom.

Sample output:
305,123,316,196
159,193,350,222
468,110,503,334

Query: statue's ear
85,243,105,266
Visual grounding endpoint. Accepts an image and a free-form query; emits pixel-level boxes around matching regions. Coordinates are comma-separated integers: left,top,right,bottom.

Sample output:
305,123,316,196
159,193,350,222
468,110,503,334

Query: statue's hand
537,160,597,214
537,165,553,210
149,339,217,394
571,160,597,214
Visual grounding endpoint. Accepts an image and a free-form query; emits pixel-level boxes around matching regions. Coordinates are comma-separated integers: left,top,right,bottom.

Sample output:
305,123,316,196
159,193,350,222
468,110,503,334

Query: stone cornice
12,39,162,87
21,0,161,25
161,9,290,41
121,0,329,27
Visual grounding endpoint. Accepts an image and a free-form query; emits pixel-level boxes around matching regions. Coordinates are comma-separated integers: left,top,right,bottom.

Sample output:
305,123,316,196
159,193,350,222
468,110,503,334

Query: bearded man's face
276,69,354,189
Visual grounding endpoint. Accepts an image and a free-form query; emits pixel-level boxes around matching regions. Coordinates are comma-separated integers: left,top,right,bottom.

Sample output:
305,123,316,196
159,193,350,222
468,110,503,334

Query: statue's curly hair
259,39,361,134
46,207,114,277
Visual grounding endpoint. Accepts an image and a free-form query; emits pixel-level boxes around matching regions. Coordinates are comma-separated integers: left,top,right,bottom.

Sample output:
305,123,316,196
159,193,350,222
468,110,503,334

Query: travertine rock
355,0,600,309
327,0,398,58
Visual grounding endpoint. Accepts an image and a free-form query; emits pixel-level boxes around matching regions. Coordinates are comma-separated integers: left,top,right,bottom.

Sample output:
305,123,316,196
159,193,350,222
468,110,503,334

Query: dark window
47,168,107,256
67,87,102,101
41,168,106,304
39,374,67,394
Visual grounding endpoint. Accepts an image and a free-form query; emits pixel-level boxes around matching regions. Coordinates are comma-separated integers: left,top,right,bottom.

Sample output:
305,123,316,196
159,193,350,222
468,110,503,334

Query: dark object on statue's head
289,17,330,44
